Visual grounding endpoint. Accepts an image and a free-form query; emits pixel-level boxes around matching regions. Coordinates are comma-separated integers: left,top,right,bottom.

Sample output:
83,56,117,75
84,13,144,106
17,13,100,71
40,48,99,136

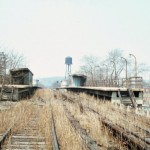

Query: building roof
71,74,87,78
10,68,33,75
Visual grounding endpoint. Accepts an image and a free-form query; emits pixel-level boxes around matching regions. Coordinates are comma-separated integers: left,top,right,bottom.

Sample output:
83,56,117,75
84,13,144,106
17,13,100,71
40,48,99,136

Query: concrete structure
0,68,38,101
59,86,143,107
10,68,33,85
0,84,38,101
69,74,87,87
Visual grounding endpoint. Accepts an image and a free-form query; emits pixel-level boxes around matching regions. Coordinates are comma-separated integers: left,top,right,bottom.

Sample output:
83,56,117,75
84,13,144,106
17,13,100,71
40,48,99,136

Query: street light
129,53,137,77
121,57,128,80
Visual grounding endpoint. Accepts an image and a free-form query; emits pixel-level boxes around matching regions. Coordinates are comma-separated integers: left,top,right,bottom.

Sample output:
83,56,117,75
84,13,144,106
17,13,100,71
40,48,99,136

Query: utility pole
0,52,6,84
129,53,137,77
0,52,6,100
111,60,117,79
121,57,127,80
111,60,117,86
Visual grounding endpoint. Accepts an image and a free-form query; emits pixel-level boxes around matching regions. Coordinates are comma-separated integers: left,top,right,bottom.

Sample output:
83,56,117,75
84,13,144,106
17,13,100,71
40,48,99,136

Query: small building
69,74,87,87
10,68,33,85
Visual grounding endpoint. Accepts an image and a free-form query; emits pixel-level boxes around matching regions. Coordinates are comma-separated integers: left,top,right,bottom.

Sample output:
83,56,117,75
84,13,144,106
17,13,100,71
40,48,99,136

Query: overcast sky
0,0,150,79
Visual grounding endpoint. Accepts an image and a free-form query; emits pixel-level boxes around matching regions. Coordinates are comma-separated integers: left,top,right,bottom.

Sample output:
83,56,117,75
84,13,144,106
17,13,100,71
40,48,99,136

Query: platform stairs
118,88,136,108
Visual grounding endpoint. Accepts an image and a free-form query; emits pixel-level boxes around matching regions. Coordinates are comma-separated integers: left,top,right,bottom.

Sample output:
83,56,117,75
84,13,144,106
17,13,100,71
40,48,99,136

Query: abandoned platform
0,84,39,101
59,86,143,107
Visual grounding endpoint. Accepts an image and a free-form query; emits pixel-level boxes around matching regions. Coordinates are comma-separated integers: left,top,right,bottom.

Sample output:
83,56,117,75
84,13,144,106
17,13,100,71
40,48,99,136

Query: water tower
65,56,72,79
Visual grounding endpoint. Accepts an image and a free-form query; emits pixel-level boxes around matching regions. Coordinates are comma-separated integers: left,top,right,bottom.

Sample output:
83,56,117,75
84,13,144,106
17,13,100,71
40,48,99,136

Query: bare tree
79,50,128,87
106,49,124,80
79,49,150,87
0,48,27,84
137,63,150,77
79,55,103,86
6,50,26,71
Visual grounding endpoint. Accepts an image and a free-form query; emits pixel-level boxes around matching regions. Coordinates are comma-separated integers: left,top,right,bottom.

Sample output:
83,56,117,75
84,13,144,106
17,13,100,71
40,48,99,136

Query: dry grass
65,99,126,149
31,89,54,102
0,101,30,133
28,90,54,149
51,99,86,150
0,90,53,149
1,89,149,149
38,104,53,149
31,89,150,149
55,91,149,149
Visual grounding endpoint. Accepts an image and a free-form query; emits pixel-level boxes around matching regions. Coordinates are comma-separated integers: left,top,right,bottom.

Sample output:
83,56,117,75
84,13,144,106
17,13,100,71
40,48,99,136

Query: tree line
78,49,150,87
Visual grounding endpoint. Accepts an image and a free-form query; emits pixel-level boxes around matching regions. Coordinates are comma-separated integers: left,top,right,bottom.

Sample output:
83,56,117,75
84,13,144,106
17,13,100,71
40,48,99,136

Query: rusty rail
0,127,11,149
102,119,149,150
86,107,150,149
51,110,60,150
63,104,100,150
60,93,150,149
0,103,29,149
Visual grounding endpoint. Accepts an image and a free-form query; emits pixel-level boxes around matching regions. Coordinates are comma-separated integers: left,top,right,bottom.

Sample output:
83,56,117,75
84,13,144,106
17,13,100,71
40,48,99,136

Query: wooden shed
10,68,33,85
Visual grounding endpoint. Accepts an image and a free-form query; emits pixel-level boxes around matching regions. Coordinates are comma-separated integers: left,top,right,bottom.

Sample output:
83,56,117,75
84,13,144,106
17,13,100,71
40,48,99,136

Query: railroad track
1,105,48,149
51,110,60,150
0,102,60,150
85,106,150,150
63,104,101,150
0,90,149,150
60,92,150,149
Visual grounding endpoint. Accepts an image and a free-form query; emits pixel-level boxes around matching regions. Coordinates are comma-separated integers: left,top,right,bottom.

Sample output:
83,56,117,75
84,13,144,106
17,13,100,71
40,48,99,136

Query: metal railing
85,76,143,88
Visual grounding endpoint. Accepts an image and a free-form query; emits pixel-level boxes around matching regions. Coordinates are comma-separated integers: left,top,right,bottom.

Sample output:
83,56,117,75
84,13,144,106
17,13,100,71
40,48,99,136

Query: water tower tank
65,56,72,65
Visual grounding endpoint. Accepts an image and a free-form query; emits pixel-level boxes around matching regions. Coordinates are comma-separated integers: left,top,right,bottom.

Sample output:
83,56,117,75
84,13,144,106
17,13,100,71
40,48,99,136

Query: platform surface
60,86,144,92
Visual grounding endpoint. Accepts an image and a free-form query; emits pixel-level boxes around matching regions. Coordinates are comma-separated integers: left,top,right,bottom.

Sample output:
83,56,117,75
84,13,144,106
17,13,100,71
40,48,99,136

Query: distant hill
34,77,64,88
